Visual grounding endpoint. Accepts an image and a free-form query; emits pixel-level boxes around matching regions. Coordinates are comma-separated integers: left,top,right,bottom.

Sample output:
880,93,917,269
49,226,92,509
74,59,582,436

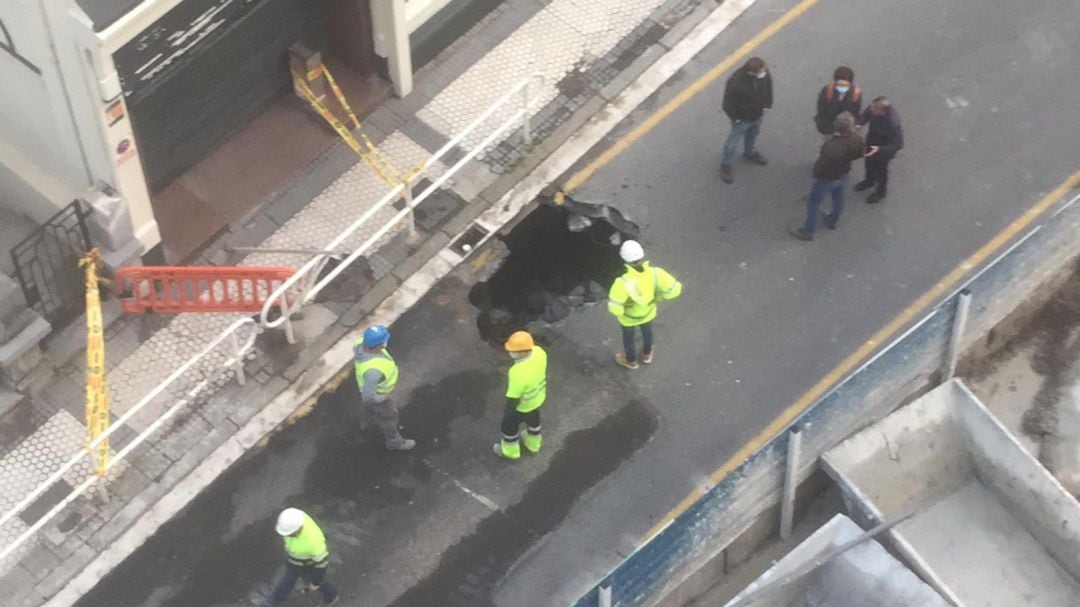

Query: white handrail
260,74,544,342
0,317,259,552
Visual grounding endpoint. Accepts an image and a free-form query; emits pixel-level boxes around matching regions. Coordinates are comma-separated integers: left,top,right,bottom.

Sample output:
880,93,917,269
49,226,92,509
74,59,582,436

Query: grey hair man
855,96,904,204
790,111,865,241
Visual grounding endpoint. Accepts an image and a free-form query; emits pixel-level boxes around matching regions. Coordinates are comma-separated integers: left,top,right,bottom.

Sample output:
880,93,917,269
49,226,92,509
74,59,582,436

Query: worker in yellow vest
608,240,682,369
269,508,339,606
494,330,548,460
355,325,415,451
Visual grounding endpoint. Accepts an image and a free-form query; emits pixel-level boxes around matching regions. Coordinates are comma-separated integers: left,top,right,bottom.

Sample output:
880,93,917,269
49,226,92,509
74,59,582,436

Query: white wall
0,0,89,222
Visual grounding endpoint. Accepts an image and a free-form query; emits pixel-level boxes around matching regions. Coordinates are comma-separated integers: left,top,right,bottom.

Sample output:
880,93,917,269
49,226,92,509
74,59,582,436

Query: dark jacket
860,106,904,158
814,84,862,135
812,132,864,180
722,67,773,123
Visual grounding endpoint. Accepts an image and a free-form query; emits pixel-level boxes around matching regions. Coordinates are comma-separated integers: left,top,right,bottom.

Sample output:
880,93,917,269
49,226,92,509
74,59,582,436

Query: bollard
598,583,612,607
943,289,972,381
780,426,802,539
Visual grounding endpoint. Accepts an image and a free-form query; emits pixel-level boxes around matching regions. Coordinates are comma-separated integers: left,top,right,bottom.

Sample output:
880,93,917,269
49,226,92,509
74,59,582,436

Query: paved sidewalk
0,0,722,604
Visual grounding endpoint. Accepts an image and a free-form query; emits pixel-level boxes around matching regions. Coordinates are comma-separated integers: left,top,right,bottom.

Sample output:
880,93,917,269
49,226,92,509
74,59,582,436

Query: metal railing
261,74,544,343
0,317,259,564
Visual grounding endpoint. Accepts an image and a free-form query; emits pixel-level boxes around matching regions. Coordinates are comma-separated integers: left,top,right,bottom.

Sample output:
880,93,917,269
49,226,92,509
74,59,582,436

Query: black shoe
789,227,813,241
854,180,875,192
744,152,768,166
824,216,838,230
866,190,887,204
720,164,734,184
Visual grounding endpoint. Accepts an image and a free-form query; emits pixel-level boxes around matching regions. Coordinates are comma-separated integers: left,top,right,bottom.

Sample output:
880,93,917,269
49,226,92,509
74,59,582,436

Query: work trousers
501,406,542,439
269,562,338,606
864,154,890,193
621,322,654,363
361,396,406,448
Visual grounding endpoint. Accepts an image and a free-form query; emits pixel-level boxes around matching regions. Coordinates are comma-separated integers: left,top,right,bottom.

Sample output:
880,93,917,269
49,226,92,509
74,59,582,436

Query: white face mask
510,352,525,360
756,70,768,80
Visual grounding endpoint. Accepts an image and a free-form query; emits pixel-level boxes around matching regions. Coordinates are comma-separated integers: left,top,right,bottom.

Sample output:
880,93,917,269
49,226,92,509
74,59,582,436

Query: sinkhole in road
468,202,635,344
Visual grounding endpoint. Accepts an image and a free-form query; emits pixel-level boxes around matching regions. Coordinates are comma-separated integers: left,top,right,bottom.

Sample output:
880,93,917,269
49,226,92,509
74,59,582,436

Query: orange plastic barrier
115,266,298,314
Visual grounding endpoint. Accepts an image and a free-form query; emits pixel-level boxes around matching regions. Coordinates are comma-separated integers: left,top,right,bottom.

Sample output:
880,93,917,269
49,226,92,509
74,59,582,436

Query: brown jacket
812,132,864,180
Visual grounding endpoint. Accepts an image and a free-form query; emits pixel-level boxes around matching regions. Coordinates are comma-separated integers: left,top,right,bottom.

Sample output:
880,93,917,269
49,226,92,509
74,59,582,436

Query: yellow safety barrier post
79,248,110,480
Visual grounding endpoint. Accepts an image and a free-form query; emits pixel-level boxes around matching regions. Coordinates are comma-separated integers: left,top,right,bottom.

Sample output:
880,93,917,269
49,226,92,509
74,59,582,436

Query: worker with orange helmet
495,330,548,460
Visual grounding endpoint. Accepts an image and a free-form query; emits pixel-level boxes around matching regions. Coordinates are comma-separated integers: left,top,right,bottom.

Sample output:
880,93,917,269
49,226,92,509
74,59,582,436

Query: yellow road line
559,0,821,198
643,168,1080,540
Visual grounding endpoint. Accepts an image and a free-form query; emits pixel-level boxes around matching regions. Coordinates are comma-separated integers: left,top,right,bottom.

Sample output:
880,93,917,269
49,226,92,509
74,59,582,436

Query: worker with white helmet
608,240,682,369
494,330,548,460
267,508,338,606
355,325,415,451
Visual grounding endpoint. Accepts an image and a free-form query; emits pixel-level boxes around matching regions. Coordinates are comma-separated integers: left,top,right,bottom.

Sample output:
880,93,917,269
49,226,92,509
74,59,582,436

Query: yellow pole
80,248,110,478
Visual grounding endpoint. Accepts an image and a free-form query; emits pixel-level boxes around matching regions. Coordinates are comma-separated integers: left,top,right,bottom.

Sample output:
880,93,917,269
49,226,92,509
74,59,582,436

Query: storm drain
468,202,637,344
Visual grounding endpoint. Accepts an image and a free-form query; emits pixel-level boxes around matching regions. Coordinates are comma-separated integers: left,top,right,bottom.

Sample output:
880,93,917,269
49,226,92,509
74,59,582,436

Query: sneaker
866,190,887,204
642,350,655,365
385,438,416,451
744,152,768,165
720,164,734,184
789,227,814,242
615,353,640,369
854,180,875,192
823,215,838,230
327,598,340,606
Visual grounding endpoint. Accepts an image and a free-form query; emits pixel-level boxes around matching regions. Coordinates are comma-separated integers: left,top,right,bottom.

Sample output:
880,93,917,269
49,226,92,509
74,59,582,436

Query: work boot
385,437,416,451
720,164,734,184
744,151,768,165
615,353,640,369
854,179,875,192
788,227,813,242
866,190,887,204
494,441,521,460
523,429,543,453
642,349,655,365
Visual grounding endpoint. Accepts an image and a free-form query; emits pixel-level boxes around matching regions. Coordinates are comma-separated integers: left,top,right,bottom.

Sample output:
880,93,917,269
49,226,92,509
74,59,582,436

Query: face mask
834,85,850,94
510,352,524,360
755,71,767,80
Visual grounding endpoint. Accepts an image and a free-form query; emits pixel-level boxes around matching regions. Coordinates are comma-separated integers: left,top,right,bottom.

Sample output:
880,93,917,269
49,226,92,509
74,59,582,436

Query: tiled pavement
0,0,718,603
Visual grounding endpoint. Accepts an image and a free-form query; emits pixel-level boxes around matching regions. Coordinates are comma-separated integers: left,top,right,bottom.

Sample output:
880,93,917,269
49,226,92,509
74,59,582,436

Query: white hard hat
276,508,304,536
619,240,645,263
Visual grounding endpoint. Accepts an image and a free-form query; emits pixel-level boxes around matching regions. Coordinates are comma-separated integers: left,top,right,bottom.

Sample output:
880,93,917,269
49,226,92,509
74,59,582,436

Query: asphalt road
76,0,1080,605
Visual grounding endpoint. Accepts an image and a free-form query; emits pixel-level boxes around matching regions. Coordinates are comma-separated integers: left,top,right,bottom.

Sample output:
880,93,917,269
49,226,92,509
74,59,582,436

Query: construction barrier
115,266,297,314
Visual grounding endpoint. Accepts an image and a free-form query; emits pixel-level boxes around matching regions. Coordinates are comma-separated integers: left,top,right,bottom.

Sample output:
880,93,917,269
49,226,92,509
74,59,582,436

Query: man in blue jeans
720,56,773,184
790,111,865,241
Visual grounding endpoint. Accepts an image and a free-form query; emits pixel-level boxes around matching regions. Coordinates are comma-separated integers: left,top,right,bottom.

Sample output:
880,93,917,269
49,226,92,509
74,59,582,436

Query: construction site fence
572,190,1080,607
261,73,544,343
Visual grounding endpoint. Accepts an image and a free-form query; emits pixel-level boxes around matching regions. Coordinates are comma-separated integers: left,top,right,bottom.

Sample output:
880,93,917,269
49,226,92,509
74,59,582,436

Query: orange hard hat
504,330,534,352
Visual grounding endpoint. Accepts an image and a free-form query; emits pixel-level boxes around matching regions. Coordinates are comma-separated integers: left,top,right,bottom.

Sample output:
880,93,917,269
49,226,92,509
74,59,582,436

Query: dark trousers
501,406,542,438
270,562,338,605
803,177,846,234
864,154,890,193
621,322,654,363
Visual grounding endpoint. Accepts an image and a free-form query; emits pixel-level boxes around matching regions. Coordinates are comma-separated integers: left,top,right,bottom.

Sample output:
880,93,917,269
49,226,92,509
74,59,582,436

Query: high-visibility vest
506,345,548,412
283,512,330,567
355,347,399,395
607,262,682,327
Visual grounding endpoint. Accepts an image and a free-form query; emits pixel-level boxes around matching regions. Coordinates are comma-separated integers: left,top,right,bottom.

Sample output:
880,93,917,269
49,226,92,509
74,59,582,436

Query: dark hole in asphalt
468,204,626,345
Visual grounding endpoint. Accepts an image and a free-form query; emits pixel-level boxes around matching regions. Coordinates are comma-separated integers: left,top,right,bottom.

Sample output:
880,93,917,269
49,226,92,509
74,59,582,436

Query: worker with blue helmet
354,325,414,450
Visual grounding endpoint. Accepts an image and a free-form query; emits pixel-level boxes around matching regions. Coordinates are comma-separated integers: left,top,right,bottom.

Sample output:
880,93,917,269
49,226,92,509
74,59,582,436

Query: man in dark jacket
720,56,773,184
814,66,861,136
855,96,904,204
791,112,864,241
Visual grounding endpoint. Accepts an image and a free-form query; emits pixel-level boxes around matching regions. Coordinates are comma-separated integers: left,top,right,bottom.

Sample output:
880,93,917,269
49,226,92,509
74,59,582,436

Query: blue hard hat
362,325,390,348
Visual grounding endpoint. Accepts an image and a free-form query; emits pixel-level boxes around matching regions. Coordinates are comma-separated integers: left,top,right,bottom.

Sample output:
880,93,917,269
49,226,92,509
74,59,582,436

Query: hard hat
504,330,534,352
276,508,304,536
620,240,645,263
362,325,390,348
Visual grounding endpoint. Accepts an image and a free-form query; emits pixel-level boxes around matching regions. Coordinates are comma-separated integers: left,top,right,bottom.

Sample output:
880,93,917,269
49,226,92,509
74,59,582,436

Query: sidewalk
0,0,724,604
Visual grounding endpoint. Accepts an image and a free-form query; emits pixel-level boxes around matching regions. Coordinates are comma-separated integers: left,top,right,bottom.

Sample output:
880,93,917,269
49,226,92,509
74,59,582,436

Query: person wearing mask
855,96,904,204
790,111,864,241
494,331,548,460
814,66,861,137
268,508,339,606
608,240,682,369
720,56,773,184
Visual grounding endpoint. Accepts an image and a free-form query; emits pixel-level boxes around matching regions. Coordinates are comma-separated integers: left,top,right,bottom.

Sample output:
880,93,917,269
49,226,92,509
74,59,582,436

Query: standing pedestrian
608,240,682,369
790,111,864,241
267,508,339,606
720,56,773,184
494,330,547,460
855,96,904,204
354,325,415,451
814,66,862,137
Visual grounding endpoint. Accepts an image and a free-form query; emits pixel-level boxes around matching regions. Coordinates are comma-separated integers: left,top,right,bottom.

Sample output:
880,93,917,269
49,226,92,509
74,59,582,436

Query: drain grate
450,223,490,256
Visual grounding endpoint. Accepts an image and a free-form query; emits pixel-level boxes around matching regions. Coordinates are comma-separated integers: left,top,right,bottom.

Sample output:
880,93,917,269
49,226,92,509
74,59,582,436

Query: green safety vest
506,345,548,412
607,262,682,327
283,512,330,567
355,347,399,395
